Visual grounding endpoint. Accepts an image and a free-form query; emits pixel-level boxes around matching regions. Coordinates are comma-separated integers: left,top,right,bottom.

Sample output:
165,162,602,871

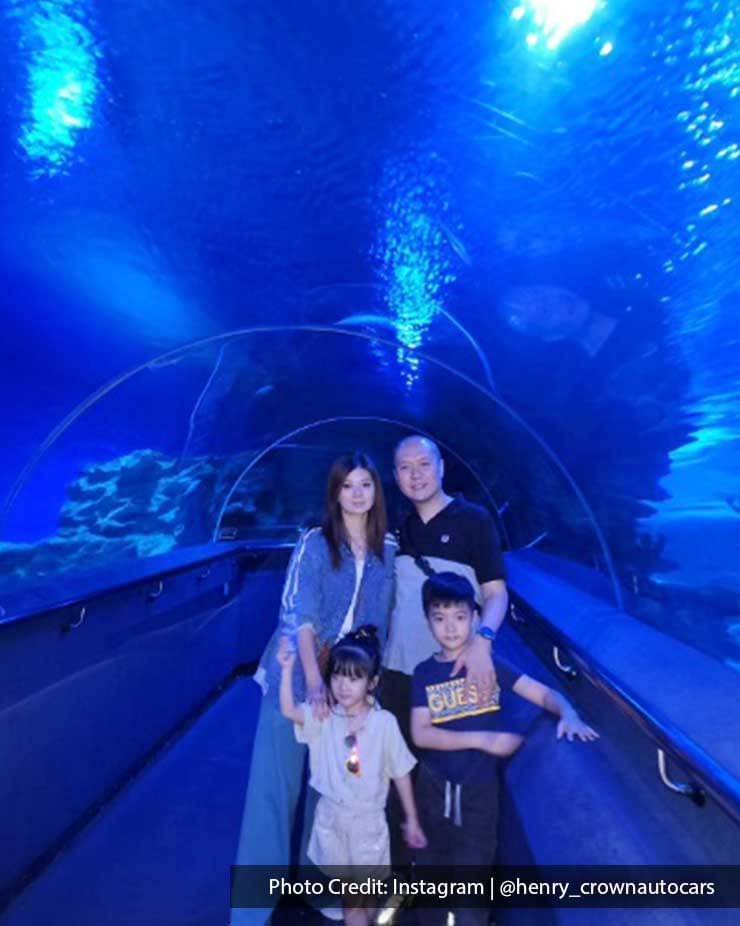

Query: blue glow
14,0,100,176
513,0,601,51
374,166,455,386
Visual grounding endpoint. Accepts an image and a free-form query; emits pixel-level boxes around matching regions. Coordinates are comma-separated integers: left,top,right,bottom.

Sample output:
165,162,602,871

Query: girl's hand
402,818,427,850
306,679,330,720
557,712,599,742
276,636,296,668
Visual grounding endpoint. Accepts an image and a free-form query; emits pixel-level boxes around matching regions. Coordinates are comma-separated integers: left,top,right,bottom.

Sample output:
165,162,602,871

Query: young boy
411,572,598,924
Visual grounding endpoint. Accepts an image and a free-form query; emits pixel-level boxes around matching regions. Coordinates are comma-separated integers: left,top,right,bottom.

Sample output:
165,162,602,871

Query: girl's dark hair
326,625,381,682
322,451,387,569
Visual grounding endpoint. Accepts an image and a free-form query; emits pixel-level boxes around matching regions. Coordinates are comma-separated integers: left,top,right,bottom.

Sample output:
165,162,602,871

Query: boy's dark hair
326,624,381,681
422,572,479,616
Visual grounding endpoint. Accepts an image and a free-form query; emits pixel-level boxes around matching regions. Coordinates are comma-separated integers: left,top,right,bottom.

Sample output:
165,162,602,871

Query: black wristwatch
477,626,497,644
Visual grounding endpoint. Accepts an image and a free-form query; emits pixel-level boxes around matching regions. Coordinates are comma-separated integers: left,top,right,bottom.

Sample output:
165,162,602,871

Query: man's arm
479,578,508,634
512,675,599,742
411,706,521,756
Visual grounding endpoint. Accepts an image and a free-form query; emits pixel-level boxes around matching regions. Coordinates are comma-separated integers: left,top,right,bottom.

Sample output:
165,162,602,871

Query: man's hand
451,633,497,701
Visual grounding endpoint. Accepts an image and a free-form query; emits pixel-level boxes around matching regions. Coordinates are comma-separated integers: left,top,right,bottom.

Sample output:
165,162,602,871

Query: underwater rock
0,449,269,592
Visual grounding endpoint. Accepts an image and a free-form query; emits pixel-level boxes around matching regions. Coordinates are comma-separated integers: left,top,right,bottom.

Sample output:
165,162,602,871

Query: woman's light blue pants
229,696,307,925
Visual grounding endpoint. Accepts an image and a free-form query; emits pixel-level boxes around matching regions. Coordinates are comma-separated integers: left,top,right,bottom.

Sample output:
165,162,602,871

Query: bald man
382,435,509,748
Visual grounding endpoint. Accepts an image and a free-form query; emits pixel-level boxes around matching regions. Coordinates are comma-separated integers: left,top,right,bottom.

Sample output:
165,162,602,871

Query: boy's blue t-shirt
411,653,524,784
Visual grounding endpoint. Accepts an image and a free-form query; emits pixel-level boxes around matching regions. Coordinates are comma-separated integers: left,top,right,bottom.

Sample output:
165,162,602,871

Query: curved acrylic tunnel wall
1,0,740,682
2,327,617,602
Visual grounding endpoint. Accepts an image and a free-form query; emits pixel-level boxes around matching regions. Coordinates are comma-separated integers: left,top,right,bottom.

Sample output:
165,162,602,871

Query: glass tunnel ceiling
0,2,738,669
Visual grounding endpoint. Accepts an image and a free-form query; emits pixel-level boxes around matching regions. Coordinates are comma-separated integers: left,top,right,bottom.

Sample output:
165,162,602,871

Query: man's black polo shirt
383,496,506,675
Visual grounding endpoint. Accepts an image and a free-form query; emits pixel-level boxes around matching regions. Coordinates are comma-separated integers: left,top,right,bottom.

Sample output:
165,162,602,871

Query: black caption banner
231,865,740,909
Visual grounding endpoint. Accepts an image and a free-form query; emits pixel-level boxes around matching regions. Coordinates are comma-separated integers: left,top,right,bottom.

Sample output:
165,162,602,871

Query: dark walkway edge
5,669,261,926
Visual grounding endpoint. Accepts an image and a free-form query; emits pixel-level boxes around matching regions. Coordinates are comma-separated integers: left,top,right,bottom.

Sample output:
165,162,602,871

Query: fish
498,285,592,340
439,222,472,266
336,313,397,330
495,215,666,259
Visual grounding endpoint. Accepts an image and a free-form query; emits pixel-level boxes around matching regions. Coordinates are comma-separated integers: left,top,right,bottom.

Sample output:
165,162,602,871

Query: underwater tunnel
1,1,739,924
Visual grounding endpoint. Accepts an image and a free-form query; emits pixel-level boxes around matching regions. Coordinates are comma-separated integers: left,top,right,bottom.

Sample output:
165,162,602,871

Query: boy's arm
512,676,599,742
277,639,306,725
411,706,521,756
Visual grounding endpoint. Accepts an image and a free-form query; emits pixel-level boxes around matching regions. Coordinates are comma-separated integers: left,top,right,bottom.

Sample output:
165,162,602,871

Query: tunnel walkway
4,678,260,926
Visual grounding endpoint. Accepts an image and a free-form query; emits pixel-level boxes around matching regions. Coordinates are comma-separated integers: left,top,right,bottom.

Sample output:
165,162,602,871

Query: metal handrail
0,540,292,629
510,592,740,828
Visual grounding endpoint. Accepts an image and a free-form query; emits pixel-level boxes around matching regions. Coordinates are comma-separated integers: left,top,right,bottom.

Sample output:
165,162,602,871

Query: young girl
277,626,427,926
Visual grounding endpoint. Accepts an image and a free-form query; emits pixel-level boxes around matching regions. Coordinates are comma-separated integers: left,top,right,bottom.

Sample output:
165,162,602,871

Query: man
382,434,509,754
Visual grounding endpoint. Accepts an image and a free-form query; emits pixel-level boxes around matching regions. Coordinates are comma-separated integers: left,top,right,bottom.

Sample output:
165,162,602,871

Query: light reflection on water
9,0,102,177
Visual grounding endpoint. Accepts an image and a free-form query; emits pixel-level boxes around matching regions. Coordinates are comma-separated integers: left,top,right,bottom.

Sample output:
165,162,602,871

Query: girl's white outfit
295,704,416,873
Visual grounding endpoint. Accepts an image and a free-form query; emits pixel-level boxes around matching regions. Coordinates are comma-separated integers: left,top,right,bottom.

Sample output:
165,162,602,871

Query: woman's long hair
322,451,387,569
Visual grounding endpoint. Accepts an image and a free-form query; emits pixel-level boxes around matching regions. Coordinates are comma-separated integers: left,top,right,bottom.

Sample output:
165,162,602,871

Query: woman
230,451,396,926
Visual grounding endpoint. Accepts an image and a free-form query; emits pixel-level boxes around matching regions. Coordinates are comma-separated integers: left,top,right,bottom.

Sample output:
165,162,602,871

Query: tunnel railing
5,537,737,830
0,540,292,629
507,583,740,830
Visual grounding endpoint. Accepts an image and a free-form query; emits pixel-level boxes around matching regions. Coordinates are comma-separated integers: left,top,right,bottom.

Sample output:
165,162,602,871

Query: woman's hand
276,636,296,669
401,817,427,849
306,678,330,720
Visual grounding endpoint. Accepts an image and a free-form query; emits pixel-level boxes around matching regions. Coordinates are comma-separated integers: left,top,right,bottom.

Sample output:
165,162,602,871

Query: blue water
1,0,738,666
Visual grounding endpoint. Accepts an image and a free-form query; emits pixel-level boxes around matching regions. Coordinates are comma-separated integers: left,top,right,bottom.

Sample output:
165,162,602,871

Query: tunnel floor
5,677,277,926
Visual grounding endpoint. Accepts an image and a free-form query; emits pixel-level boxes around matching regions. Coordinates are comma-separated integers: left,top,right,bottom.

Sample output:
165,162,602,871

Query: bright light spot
517,0,600,51
682,159,696,169
376,906,396,926
599,41,614,56
699,203,719,216
16,1,100,177
526,33,539,47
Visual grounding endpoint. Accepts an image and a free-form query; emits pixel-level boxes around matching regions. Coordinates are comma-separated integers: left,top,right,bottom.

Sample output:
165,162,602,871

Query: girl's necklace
341,704,369,777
